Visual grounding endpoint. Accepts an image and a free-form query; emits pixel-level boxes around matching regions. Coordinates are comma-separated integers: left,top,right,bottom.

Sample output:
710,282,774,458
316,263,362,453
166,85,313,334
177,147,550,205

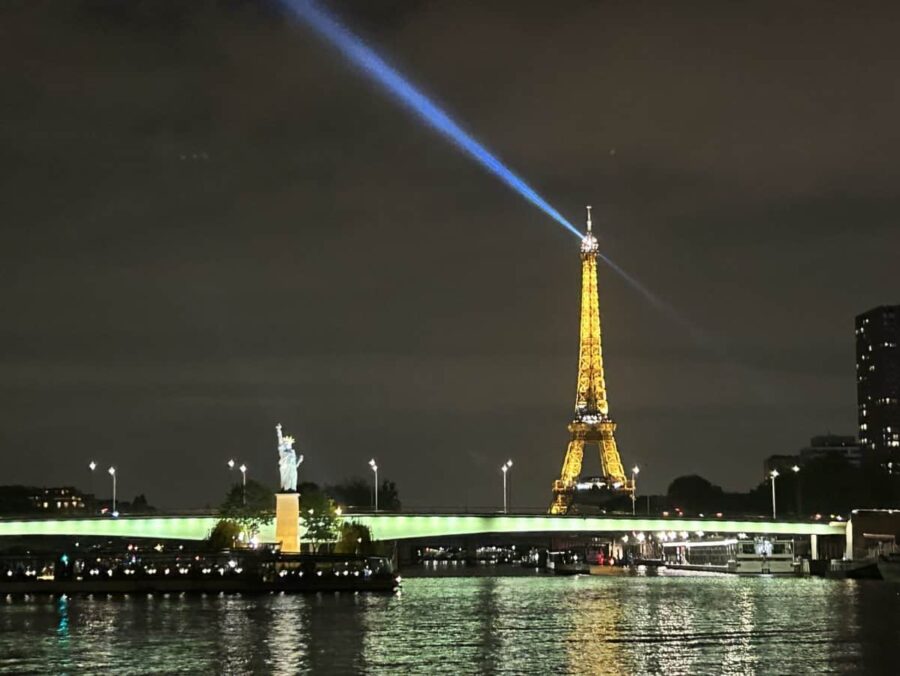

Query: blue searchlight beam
280,0,581,238
282,1,707,343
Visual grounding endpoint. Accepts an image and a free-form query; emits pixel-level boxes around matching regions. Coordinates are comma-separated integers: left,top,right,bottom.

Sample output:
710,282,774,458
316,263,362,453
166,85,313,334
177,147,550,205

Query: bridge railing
340,507,841,523
0,507,845,524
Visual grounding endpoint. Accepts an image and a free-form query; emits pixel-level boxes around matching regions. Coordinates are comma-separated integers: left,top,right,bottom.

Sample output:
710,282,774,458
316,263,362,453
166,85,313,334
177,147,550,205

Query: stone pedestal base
275,492,300,554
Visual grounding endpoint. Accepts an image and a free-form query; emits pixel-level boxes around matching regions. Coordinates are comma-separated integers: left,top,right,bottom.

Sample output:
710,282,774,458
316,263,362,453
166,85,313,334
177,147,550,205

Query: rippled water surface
1,574,898,674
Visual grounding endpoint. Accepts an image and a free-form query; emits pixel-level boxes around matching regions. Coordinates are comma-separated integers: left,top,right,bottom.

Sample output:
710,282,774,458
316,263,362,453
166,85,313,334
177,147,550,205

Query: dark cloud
1,1,898,508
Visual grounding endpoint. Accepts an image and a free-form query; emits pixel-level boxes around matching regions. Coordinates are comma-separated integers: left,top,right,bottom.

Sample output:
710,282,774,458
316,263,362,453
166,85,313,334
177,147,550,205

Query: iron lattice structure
550,207,631,514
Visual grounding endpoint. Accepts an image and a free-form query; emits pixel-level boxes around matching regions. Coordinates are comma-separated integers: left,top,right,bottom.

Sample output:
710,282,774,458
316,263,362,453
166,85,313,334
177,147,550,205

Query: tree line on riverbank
664,456,899,517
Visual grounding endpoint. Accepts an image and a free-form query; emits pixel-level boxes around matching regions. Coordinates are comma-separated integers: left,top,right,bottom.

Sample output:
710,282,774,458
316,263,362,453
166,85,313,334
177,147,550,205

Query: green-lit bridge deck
351,514,846,540
0,513,846,543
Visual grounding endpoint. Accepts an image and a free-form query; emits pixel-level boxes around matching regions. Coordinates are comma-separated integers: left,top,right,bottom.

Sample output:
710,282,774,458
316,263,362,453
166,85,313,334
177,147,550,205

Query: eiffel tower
550,206,632,515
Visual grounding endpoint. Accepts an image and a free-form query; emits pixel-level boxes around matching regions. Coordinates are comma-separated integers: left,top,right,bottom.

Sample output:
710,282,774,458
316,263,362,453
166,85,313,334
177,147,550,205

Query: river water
1,572,897,674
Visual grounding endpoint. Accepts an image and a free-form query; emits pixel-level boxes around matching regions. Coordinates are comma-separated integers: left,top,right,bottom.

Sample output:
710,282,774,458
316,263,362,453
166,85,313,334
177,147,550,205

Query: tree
220,479,274,541
326,478,369,508
378,480,401,511
131,494,155,513
206,519,242,550
333,521,373,555
667,475,725,515
326,477,401,511
300,487,340,552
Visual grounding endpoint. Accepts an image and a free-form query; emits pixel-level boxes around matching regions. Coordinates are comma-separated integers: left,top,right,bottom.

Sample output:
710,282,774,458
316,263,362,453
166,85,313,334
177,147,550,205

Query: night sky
2,1,898,510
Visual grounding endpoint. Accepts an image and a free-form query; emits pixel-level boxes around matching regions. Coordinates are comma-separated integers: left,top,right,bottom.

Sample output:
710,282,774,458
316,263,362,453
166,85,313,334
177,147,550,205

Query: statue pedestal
275,493,300,554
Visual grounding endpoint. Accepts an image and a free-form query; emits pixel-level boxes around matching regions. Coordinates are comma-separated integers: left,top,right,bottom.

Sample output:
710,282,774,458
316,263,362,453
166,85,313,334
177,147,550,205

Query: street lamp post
108,466,117,516
631,466,640,516
369,459,378,512
227,459,248,506
88,461,97,513
501,460,513,514
769,469,779,519
239,464,247,506
791,464,801,515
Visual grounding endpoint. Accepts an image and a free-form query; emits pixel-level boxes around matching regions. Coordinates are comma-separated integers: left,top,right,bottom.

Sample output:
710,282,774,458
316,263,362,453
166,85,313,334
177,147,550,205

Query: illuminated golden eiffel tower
550,206,631,515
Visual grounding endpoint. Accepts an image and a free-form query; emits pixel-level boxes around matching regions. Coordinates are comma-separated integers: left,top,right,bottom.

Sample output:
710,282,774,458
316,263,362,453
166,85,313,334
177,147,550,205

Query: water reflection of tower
565,580,626,671
550,206,633,514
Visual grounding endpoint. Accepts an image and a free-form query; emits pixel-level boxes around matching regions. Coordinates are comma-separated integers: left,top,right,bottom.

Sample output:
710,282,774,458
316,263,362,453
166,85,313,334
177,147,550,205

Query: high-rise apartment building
856,305,900,459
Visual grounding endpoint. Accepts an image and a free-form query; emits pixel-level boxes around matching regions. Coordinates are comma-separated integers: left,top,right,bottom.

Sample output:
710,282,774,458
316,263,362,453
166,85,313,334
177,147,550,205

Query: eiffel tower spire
550,206,630,515
574,205,608,419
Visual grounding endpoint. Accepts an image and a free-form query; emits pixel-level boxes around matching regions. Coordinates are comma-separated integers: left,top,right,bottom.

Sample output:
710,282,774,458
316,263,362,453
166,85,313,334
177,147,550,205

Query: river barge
0,549,400,594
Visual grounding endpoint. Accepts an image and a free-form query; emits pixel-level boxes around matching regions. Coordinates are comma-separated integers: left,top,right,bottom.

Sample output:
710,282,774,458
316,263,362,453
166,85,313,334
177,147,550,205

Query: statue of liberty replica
276,423,304,493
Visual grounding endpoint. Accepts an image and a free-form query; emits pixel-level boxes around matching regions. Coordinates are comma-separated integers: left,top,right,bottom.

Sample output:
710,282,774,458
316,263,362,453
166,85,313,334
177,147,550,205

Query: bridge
0,512,847,544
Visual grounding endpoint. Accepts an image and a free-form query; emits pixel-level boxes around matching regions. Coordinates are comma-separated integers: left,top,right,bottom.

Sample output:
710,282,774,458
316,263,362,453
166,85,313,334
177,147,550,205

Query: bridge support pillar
275,493,300,554
810,534,818,560
845,518,854,560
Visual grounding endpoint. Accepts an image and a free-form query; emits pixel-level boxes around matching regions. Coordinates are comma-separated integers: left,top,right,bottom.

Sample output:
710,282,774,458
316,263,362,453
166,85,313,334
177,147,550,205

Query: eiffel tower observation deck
550,206,632,515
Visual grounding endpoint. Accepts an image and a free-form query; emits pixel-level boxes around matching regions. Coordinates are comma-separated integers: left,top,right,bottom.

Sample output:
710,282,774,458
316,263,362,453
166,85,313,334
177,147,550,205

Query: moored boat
546,551,591,575
826,558,881,579
662,538,800,575
876,553,900,582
